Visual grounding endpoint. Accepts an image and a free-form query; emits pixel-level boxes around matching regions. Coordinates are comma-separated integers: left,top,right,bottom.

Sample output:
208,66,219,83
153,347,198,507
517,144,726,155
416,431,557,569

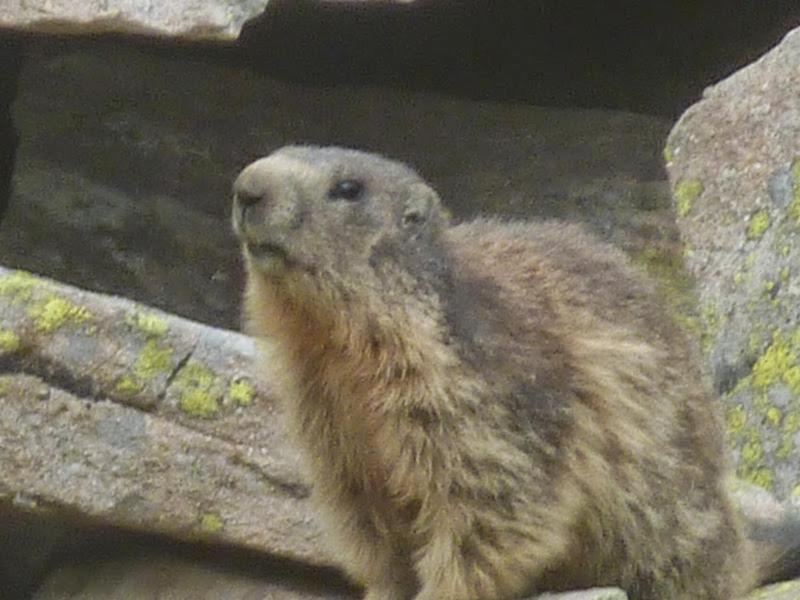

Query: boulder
0,0,270,40
0,266,323,565
33,550,354,600
665,26,800,500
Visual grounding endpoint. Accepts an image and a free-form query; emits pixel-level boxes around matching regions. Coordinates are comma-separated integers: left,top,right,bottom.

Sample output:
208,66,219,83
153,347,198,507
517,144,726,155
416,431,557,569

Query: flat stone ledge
0,0,270,40
537,589,627,600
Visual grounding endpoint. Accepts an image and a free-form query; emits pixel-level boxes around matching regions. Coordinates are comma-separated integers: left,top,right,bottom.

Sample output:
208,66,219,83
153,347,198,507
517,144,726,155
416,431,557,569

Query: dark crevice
238,0,800,117
229,451,311,500
162,346,196,398
0,350,103,405
0,34,23,226
0,502,356,600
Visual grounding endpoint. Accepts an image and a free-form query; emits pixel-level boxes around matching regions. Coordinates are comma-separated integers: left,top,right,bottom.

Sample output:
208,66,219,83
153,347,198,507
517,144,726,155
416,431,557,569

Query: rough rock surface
33,552,354,600
0,266,322,564
0,0,270,40
33,554,630,600
536,590,627,600
1,41,676,331
665,26,800,500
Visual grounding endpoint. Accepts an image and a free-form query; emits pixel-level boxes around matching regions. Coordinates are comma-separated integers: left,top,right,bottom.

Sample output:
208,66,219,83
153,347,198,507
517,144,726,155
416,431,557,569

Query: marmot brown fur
232,146,796,599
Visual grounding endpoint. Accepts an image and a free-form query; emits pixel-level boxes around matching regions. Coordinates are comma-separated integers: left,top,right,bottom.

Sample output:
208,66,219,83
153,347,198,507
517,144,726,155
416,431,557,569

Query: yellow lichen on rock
174,362,221,418
28,296,92,333
0,329,21,353
198,512,224,533
674,178,703,218
746,209,771,241
0,270,38,302
127,311,169,338
228,378,256,407
751,331,800,394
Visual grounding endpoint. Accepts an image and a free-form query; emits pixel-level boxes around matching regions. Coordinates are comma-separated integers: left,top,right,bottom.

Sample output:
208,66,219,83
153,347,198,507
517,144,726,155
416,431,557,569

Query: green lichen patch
726,404,747,437
111,340,175,401
766,407,782,428
198,512,224,534
729,417,775,491
777,438,794,460
0,329,21,353
751,331,800,394
663,144,675,165
0,270,39,302
228,377,256,407
28,295,92,333
127,311,169,339
784,413,800,434
740,465,774,491
746,209,771,241
674,179,703,218
114,375,144,397
133,340,174,380
631,246,699,338
699,303,724,352
174,361,221,418
738,437,774,490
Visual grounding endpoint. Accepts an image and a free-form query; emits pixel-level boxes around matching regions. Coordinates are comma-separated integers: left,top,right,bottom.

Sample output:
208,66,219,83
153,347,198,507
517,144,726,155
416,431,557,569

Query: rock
33,552,632,600
0,266,326,566
34,550,354,600
746,580,800,600
0,0,270,40
536,590,627,600
665,26,800,500
2,40,675,331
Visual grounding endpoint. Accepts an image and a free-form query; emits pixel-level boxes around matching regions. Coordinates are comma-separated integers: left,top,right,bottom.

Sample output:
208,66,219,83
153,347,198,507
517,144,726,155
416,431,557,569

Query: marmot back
232,146,790,599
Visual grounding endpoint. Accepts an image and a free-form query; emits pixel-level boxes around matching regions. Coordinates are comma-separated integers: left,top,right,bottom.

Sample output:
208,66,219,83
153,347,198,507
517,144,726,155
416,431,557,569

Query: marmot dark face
232,146,447,297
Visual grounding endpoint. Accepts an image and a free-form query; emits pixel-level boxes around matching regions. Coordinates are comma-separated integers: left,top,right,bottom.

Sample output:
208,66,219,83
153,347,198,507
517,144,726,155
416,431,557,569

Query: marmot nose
233,172,271,210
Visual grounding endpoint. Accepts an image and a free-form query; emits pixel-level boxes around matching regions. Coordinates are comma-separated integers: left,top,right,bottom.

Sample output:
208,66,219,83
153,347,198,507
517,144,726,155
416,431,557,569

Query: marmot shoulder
232,145,793,600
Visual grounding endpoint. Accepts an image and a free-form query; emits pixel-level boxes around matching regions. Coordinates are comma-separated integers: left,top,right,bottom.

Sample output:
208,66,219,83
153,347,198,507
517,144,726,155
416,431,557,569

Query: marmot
232,146,797,599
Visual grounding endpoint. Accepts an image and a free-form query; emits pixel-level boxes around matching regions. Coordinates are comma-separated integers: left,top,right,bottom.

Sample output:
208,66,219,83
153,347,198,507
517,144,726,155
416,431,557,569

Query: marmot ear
402,184,442,227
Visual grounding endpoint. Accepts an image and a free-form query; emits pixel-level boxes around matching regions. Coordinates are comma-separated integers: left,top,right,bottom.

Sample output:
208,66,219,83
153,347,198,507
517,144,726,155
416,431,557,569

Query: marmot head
232,146,449,303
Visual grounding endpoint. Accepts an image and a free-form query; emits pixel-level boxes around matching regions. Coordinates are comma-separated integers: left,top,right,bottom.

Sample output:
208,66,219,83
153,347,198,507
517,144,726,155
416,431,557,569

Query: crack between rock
229,450,310,499
161,345,195,400
0,352,114,407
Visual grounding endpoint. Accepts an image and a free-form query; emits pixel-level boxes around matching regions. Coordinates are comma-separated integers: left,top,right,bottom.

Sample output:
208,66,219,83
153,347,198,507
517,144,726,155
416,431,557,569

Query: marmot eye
328,179,364,201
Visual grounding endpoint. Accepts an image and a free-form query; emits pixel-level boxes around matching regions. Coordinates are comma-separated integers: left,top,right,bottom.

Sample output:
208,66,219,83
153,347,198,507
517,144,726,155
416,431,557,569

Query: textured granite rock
33,551,354,600
665,26,800,500
0,266,323,565
537,589,627,600
0,0,270,40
